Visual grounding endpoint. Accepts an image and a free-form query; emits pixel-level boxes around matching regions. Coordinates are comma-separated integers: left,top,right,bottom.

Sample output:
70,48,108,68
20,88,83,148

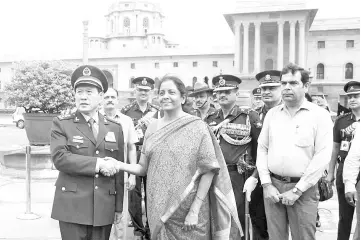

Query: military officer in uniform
121,77,159,240
252,87,264,113
50,65,125,240
204,74,262,240
326,80,360,240
189,81,216,120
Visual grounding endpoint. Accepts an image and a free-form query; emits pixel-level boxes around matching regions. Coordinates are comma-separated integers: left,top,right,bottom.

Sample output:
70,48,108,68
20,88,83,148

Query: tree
5,60,75,113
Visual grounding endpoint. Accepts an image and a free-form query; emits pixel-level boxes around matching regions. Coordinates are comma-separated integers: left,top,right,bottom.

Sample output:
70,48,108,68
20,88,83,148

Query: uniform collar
217,105,238,118
280,98,311,112
81,111,99,123
134,101,152,112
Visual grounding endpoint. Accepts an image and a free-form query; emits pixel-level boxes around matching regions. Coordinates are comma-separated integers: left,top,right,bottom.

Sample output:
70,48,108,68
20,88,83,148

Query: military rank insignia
219,77,226,86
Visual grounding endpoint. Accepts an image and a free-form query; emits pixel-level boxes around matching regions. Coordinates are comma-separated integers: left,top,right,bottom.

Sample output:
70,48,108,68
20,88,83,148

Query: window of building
212,61,218,67
125,4,129,7
316,63,324,79
193,61,198,67
317,41,325,49
192,77,197,87
266,35,274,44
345,63,353,79
123,44,126,47
131,63,135,69
129,77,135,88
157,36,161,44
346,40,354,48
173,62,179,68
143,17,149,28
233,61,235,66
123,17,130,27
152,36,155,44
155,62,159,69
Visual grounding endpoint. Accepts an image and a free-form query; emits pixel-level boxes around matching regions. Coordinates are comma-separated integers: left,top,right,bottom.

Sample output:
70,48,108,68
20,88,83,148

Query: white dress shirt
343,126,360,193
256,99,333,192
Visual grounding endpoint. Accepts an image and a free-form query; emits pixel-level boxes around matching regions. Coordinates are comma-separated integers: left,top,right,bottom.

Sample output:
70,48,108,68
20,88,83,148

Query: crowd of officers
50,62,360,240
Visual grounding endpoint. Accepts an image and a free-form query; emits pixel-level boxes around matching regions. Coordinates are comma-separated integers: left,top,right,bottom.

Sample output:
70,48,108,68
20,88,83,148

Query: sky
0,0,359,60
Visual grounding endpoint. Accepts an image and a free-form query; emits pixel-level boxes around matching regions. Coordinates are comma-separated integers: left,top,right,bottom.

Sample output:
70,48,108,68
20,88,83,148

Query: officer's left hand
127,174,136,191
243,176,258,201
345,191,358,207
114,212,123,224
183,210,199,231
278,189,301,206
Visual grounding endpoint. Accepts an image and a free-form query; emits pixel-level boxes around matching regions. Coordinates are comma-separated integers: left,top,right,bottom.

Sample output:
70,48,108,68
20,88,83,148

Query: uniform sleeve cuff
260,174,272,185
95,158,104,173
295,179,311,193
345,182,357,193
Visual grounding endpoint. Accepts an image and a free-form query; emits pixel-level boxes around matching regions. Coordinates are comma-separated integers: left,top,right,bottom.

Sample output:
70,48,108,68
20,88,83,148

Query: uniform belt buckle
281,176,291,183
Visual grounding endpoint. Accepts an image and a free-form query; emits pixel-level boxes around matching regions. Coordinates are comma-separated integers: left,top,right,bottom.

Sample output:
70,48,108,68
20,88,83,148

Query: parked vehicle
12,107,25,129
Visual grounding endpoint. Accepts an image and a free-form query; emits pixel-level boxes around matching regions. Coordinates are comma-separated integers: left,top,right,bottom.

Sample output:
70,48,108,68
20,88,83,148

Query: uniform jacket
50,111,124,226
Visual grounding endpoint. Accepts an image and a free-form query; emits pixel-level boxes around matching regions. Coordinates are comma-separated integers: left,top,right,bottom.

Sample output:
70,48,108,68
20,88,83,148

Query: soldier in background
189,81,216,120
326,81,360,240
121,77,159,240
183,85,195,113
252,87,264,113
205,74,262,240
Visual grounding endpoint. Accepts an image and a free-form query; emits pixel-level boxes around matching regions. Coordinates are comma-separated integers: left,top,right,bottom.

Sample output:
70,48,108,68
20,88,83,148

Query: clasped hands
99,157,123,177
263,184,301,206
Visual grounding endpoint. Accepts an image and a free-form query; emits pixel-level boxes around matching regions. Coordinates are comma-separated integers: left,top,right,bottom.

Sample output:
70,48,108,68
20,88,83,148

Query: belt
270,172,300,183
227,165,238,172
135,145,142,152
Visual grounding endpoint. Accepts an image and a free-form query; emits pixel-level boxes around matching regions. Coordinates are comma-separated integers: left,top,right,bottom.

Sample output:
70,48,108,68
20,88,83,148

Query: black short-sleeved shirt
204,105,262,166
333,112,359,160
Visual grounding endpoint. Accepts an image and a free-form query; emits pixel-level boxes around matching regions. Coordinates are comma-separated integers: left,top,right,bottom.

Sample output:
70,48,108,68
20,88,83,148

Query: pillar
243,22,250,74
289,20,296,63
82,20,89,65
254,22,261,73
298,20,306,67
234,23,241,73
277,21,284,70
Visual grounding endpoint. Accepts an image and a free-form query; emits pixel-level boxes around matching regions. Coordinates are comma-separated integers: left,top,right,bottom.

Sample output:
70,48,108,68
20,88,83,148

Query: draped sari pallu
142,115,243,240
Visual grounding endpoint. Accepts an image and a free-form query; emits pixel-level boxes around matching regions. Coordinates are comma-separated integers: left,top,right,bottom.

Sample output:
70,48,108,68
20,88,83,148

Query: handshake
98,157,124,177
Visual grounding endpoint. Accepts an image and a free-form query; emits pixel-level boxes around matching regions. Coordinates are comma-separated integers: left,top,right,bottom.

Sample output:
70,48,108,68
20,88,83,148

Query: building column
106,17,110,35
277,21,284,70
82,20,89,65
234,23,241,73
289,20,296,63
242,22,250,74
298,20,306,67
115,13,120,34
254,22,261,73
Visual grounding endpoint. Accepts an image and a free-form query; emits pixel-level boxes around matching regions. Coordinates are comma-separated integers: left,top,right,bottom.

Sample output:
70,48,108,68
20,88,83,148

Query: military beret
212,74,242,92
255,70,281,87
252,87,262,96
344,81,360,95
133,77,155,90
71,65,108,92
189,82,213,97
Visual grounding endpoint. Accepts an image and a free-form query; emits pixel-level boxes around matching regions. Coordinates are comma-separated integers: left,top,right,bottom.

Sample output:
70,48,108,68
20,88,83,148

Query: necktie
88,118,98,140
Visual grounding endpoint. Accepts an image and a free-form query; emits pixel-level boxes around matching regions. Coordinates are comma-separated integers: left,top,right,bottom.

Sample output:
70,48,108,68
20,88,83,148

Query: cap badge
257,89,261,93
82,67,91,76
219,77,226,86
141,78,148,85
265,74,272,81
350,86,354,90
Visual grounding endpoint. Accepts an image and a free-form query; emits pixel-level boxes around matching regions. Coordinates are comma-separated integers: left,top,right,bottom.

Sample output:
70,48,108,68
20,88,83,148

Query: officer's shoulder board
121,102,135,113
57,113,75,121
335,112,351,123
238,106,251,115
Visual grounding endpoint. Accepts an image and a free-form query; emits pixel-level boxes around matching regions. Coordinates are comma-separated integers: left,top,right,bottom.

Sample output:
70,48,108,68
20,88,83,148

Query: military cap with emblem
212,74,242,92
255,70,281,87
132,77,155,90
71,65,108,93
189,81,213,97
343,81,360,95
252,87,262,97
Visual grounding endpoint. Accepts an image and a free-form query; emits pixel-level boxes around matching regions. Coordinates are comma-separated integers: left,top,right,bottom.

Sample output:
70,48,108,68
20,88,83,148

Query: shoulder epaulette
335,112,351,122
238,106,251,114
58,113,75,120
121,102,135,113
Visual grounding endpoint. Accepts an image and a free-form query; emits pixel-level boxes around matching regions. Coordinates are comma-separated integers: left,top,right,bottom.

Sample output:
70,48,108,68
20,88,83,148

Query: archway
103,70,114,88
265,59,273,70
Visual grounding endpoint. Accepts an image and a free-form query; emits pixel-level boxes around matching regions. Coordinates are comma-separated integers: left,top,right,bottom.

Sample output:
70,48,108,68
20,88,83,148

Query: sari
142,114,243,240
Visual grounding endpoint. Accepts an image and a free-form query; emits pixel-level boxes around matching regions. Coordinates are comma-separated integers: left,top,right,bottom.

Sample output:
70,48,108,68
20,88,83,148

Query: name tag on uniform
73,136,83,143
105,132,116,142
340,140,350,152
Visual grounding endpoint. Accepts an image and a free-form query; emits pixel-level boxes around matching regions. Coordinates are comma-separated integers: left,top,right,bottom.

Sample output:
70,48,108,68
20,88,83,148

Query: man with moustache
257,63,333,240
121,77,159,240
326,80,360,240
50,65,125,240
243,70,282,240
189,81,216,120
205,74,262,240
102,88,138,237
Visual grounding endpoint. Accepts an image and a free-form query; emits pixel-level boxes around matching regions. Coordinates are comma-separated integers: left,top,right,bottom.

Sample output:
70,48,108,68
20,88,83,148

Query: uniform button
111,149,114,152
95,174,99,178
76,145,79,149
61,187,65,191
95,186,98,190
95,150,99,154
114,191,117,194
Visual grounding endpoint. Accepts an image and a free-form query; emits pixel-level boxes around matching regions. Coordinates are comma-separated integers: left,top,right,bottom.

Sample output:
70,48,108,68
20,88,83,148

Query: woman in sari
114,76,242,239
